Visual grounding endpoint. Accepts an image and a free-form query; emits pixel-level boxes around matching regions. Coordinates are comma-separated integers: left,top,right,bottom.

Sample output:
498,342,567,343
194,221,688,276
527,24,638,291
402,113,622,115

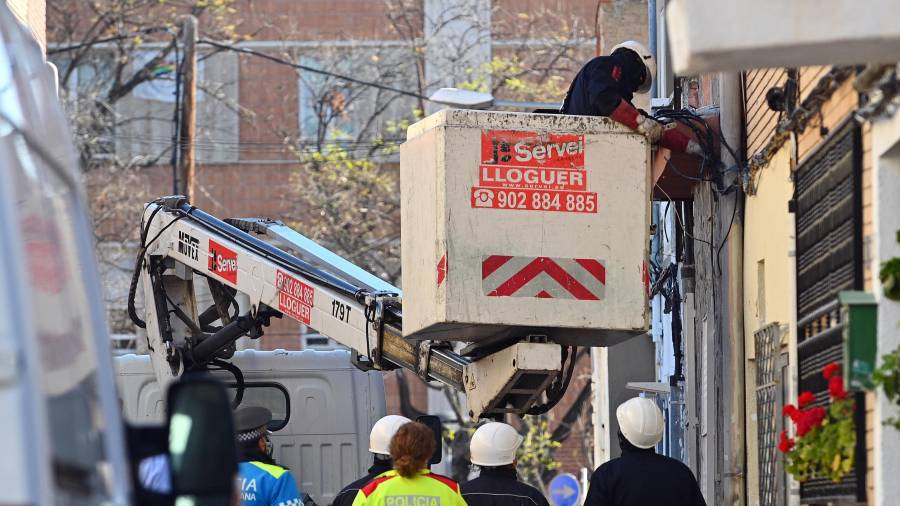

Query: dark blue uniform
238,461,303,506
461,467,550,506
331,460,392,506
560,51,645,117
584,446,706,506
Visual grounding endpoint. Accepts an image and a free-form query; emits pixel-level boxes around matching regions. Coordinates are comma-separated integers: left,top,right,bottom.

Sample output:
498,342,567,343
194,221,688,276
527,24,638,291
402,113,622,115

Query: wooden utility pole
178,15,198,202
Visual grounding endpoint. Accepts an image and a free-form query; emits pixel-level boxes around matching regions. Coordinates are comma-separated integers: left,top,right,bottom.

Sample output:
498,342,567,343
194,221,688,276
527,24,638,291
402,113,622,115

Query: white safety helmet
369,415,411,455
470,422,524,467
610,40,656,94
616,397,664,449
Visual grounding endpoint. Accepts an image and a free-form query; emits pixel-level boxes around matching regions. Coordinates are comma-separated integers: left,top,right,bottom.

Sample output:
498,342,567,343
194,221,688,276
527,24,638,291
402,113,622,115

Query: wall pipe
648,0,657,99
718,71,746,506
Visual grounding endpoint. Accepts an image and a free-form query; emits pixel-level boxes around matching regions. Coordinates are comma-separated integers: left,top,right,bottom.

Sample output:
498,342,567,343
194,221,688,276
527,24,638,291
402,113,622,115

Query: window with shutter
794,125,867,503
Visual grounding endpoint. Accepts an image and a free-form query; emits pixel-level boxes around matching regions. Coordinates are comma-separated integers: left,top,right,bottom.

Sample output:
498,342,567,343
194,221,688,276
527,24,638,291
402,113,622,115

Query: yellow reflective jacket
351,470,468,506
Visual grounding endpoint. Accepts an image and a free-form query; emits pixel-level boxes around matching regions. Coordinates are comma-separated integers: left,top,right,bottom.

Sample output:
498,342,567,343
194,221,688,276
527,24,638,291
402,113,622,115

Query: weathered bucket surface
400,109,650,346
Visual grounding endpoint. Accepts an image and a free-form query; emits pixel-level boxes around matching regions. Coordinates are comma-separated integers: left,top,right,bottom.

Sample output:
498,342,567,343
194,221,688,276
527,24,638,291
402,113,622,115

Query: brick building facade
49,0,650,485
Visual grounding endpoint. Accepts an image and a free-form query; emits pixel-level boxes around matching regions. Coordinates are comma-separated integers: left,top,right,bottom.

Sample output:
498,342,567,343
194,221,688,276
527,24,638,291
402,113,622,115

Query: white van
0,4,133,503
115,349,387,506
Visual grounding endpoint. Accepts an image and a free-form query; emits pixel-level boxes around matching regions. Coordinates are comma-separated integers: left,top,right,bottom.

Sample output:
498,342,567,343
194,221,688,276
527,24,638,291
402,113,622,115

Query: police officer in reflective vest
583,397,706,506
332,415,411,506
351,422,466,506
235,406,305,506
461,422,549,506
561,40,702,156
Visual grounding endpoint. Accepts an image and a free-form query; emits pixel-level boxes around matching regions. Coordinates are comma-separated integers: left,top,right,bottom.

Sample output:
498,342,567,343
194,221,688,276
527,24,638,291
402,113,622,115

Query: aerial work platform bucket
400,109,650,346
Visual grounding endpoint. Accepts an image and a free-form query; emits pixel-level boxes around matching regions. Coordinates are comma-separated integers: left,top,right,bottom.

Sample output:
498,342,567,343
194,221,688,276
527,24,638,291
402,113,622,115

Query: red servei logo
208,239,238,284
472,130,597,213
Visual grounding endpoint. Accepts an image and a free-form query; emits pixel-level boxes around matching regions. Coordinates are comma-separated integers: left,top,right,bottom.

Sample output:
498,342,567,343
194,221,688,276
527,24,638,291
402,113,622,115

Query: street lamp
428,87,562,111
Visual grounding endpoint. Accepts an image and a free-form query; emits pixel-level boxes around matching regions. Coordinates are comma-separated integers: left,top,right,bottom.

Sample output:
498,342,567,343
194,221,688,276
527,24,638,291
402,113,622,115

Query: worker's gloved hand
659,127,705,156
635,116,663,143
609,99,664,142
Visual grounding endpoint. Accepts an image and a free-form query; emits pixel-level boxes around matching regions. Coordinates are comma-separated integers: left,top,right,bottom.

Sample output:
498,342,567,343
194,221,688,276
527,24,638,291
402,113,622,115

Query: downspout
648,0,657,99
718,71,746,506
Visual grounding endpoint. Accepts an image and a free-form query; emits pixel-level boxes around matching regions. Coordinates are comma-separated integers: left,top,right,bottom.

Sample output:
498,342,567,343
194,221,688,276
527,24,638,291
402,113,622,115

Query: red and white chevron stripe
481,255,606,300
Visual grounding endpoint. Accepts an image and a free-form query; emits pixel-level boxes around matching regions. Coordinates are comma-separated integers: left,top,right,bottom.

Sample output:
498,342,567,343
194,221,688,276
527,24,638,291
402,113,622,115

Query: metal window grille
755,323,785,506
795,126,862,325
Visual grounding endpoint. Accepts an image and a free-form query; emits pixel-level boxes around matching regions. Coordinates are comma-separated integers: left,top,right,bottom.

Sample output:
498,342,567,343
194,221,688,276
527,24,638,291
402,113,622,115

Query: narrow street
0,1,898,505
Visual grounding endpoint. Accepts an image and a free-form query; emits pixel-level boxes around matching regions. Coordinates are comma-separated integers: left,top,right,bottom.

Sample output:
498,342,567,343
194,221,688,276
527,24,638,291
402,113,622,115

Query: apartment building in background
47,0,652,481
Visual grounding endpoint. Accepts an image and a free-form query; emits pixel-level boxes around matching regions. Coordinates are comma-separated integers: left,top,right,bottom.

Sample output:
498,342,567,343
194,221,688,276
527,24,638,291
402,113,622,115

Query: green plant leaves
873,345,900,430
881,258,900,301
783,397,856,483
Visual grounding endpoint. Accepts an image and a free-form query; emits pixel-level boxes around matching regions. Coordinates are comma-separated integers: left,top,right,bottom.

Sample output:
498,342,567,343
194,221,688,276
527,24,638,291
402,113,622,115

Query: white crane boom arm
132,198,564,418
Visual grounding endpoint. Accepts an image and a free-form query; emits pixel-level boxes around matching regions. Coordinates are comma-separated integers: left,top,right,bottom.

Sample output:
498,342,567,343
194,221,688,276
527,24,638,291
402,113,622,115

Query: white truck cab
115,349,387,506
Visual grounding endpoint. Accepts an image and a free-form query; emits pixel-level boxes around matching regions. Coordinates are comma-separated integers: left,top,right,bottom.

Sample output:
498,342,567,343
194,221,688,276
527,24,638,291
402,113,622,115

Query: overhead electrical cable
198,39,431,102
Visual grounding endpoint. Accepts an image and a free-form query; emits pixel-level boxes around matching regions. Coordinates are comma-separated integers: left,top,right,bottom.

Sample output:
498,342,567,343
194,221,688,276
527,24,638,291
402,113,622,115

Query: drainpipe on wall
591,347,610,467
718,71,746,506
648,0,657,99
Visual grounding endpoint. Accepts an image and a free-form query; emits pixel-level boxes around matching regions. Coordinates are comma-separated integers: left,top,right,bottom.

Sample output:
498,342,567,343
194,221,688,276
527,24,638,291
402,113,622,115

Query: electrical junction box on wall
667,0,900,74
400,109,650,346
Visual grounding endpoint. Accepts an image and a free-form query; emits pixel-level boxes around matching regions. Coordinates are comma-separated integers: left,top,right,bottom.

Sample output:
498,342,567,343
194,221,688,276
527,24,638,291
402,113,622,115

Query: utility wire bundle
652,107,744,194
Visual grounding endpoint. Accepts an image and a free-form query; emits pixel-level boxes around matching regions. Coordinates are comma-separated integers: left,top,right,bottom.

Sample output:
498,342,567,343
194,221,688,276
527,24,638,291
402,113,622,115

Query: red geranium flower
829,375,848,400
778,430,795,453
798,391,816,407
783,404,798,419
823,362,841,380
796,420,811,437
807,406,826,426
795,407,827,437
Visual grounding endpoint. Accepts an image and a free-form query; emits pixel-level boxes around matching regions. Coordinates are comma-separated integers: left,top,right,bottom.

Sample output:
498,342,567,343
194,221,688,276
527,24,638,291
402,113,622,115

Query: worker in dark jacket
331,415,411,506
584,397,706,506
461,422,549,506
561,40,701,156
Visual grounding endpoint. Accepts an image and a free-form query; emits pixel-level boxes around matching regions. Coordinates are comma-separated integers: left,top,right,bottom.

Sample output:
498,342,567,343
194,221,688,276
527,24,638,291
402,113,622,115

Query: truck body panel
116,349,387,506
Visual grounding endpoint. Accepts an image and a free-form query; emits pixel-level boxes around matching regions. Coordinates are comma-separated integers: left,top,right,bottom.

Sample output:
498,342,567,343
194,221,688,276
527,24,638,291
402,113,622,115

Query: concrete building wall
741,145,796,506
743,69,795,506
871,107,900,506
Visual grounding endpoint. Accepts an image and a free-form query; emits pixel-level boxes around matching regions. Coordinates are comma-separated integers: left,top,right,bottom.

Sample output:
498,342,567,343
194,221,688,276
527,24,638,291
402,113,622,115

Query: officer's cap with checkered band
234,406,272,443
